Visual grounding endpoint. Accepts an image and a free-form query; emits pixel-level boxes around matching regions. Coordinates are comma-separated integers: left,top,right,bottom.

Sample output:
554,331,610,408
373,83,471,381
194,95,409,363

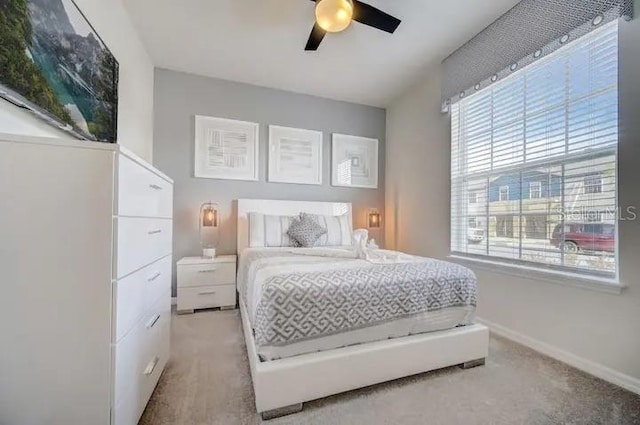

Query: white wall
385,68,448,257
385,19,640,391
0,0,154,162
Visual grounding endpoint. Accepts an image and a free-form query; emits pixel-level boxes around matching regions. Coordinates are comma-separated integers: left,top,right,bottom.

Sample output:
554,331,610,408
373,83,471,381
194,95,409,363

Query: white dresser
0,134,173,425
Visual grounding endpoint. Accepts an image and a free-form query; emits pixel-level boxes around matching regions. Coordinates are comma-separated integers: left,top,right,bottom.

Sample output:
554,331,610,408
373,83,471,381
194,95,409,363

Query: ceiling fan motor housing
305,0,402,51
315,0,354,33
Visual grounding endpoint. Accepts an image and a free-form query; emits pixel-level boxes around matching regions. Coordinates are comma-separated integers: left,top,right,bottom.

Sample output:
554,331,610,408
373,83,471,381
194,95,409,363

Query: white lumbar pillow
248,212,301,248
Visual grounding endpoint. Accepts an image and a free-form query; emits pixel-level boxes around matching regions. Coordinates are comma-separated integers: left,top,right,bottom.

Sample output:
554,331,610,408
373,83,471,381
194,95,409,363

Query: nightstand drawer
177,284,236,311
177,262,235,288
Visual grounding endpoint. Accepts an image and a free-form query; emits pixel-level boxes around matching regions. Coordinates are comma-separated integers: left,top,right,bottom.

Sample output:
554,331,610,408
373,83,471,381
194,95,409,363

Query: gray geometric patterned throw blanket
238,248,477,348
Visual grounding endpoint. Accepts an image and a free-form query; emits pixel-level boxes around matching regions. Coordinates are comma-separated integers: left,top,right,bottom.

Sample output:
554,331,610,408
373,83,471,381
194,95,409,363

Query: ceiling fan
305,0,401,51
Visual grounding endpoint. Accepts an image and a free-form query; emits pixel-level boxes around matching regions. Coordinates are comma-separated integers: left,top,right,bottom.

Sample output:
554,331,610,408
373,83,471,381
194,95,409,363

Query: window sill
447,255,626,295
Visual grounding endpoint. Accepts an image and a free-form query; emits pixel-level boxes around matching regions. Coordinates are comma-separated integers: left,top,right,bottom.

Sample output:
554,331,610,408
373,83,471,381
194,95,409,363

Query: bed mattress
238,247,477,361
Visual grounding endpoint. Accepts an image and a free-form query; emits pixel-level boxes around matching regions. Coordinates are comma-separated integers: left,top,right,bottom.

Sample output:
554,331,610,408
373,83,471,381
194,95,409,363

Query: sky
60,0,94,38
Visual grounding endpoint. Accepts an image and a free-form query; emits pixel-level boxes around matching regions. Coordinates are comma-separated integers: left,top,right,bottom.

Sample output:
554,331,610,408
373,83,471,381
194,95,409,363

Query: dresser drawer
116,217,172,278
113,255,172,342
138,339,168,418
112,333,168,425
118,154,173,218
177,262,235,288
177,284,236,311
113,294,170,422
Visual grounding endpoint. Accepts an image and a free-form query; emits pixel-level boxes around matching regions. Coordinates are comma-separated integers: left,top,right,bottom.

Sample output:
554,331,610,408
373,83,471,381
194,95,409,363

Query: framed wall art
331,134,378,189
268,125,323,185
194,115,259,181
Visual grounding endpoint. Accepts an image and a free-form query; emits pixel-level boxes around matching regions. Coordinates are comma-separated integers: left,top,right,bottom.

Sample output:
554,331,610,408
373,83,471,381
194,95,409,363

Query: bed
237,199,489,419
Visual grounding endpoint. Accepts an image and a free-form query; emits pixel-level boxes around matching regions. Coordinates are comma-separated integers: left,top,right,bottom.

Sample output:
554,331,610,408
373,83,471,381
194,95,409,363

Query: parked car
467,227,485,243
550,222,615,253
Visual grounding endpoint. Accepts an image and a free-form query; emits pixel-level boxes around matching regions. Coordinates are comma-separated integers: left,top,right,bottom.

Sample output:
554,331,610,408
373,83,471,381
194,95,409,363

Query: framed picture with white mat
194,115,259,181
268,125,323,185
331,133,378,189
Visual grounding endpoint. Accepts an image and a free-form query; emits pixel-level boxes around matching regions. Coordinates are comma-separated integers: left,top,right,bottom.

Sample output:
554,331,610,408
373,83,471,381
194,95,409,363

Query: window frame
584,172,603,194
529,181,542,199
498,186,510,201
585,211,603,222
468,191,478,204
449,21,619,282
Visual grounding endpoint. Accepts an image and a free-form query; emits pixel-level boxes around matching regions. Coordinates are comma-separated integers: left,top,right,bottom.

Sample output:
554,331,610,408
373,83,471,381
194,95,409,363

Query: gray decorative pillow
287,215,327,247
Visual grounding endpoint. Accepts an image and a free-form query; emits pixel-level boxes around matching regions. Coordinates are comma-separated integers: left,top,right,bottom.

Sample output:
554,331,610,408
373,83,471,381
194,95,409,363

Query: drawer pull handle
148,229,162,235
147,272,161,282
198,269,217,273
198,290,217,295
146,313,161,329
149,184,163,190
143,356,160,376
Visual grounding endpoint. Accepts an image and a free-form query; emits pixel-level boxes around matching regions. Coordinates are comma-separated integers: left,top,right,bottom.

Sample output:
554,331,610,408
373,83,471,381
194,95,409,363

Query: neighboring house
466,156,616,240
466,181,487,232
488,171,561,203
487,171,562,239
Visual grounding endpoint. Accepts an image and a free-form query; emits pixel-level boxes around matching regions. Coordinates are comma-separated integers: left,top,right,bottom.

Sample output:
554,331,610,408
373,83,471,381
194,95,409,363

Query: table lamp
200,202,218,258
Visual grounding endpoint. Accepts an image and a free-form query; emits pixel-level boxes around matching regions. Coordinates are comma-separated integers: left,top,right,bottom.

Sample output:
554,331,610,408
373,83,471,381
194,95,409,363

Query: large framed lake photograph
0,0,119,142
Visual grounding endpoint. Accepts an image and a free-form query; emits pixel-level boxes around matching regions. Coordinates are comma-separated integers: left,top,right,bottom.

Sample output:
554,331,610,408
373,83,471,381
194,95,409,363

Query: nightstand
176,255,237,314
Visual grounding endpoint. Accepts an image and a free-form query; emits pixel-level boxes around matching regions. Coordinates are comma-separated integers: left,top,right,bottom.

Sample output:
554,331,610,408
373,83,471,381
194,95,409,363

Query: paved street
463,237,615,272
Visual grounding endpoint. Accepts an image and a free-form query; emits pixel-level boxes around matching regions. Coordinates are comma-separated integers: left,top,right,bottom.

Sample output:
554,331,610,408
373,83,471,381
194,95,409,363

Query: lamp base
202,248,216,259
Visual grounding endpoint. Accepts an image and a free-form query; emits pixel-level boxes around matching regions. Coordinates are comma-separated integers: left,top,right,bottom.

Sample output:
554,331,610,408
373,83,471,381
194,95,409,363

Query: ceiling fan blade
352,0,401,34
305,23,326,51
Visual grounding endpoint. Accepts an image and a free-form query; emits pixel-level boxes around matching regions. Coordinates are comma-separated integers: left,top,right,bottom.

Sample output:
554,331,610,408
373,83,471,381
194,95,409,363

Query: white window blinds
450,21,618,278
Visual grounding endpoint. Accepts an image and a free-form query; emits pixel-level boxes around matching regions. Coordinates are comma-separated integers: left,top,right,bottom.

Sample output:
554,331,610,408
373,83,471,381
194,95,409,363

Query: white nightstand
176,255,237,314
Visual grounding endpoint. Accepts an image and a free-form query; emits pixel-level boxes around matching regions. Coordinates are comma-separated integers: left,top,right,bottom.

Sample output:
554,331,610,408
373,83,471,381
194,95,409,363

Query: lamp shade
202,204,218,227
200,202,219,258
367,209,382,228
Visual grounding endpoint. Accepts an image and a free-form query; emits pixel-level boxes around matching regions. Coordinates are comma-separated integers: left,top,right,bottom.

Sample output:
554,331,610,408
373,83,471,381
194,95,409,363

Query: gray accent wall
153,69,386,293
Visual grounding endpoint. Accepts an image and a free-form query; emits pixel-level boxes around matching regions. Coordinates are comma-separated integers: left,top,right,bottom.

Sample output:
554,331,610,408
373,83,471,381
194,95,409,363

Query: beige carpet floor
139,309,640,425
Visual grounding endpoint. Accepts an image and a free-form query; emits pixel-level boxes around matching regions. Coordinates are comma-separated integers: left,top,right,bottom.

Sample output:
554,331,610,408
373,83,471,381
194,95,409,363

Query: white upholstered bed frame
236,199,489,420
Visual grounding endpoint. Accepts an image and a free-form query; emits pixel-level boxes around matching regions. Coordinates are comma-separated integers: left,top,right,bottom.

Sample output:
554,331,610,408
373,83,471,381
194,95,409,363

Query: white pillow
301,212,352,246
248,213,300,248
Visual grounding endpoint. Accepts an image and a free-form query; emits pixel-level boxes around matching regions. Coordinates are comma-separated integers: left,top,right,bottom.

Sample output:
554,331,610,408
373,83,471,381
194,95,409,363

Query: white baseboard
477,317,640,395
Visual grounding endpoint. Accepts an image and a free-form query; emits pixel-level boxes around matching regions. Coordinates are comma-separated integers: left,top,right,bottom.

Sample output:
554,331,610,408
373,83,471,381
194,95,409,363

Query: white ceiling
123,0,520,107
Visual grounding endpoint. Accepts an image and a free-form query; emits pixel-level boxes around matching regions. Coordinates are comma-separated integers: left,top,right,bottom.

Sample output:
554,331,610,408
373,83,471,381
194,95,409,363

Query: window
585,211,602,222
522,214,548,239
450,22,618,278
499,186,509,201
582,223,603,234
584,173,603,194
468,218,477,228
529,181,542,199
603,224,615,236
468,191,478,204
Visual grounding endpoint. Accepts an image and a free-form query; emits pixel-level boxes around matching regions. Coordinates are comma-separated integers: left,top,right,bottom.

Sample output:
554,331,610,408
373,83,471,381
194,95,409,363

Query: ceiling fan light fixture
315,0,354,33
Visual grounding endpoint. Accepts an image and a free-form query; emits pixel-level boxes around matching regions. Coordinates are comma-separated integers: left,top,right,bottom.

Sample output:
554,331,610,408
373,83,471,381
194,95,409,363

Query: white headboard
236,199,353,253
